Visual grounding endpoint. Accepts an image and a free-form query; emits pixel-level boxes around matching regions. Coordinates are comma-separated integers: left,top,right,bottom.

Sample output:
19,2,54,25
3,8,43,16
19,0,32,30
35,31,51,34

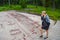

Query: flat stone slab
0,11,59,40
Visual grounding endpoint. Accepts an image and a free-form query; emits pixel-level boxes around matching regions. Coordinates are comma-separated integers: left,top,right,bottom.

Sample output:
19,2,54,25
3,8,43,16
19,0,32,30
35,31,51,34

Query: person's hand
41,13,44,17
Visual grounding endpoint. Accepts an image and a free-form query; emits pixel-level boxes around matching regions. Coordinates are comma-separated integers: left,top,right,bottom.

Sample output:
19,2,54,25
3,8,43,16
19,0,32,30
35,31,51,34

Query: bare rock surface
0,11,60,40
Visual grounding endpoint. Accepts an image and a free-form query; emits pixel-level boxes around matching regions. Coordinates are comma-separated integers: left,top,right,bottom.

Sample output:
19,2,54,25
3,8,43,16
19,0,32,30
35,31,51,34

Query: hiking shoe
40,35,43,38
44,37,48,39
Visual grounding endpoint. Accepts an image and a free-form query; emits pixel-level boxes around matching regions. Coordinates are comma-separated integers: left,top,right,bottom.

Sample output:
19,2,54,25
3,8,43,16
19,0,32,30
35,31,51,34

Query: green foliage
0,0,60,9
22,5,60,20
0,5,60,20
19,0,27,8
0,5,21,11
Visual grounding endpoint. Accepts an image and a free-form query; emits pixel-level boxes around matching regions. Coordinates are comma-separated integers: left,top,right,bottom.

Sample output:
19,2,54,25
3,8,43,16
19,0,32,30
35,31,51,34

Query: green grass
26,5,60,20
0,5,60,20
0,5,21,11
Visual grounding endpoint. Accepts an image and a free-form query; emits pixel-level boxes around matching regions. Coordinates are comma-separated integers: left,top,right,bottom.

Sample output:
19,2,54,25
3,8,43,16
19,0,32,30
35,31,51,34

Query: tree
42,0,46,7
19,0,27,8
8,0,10,6
55,0,60,9
52,0,56,10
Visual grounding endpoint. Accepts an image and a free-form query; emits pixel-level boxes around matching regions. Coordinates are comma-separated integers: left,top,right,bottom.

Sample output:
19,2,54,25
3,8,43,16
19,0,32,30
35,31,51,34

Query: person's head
41,11,46,16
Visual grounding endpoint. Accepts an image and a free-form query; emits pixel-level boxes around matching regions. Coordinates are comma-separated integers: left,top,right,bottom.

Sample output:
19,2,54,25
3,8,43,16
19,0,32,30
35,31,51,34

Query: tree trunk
42,0,46,7
52,0,55,11
8,0,10,6
35,0,38,8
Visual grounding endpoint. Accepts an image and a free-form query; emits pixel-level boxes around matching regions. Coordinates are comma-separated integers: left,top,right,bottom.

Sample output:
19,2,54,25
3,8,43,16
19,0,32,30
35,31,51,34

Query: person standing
40,11,50,39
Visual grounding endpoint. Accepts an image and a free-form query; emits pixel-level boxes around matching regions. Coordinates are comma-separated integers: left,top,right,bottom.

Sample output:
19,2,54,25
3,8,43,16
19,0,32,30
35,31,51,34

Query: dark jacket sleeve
41,16,44,21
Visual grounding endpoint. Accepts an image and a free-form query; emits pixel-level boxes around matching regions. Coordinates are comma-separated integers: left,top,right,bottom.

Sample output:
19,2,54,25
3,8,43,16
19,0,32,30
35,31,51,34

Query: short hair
42,11,46,14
